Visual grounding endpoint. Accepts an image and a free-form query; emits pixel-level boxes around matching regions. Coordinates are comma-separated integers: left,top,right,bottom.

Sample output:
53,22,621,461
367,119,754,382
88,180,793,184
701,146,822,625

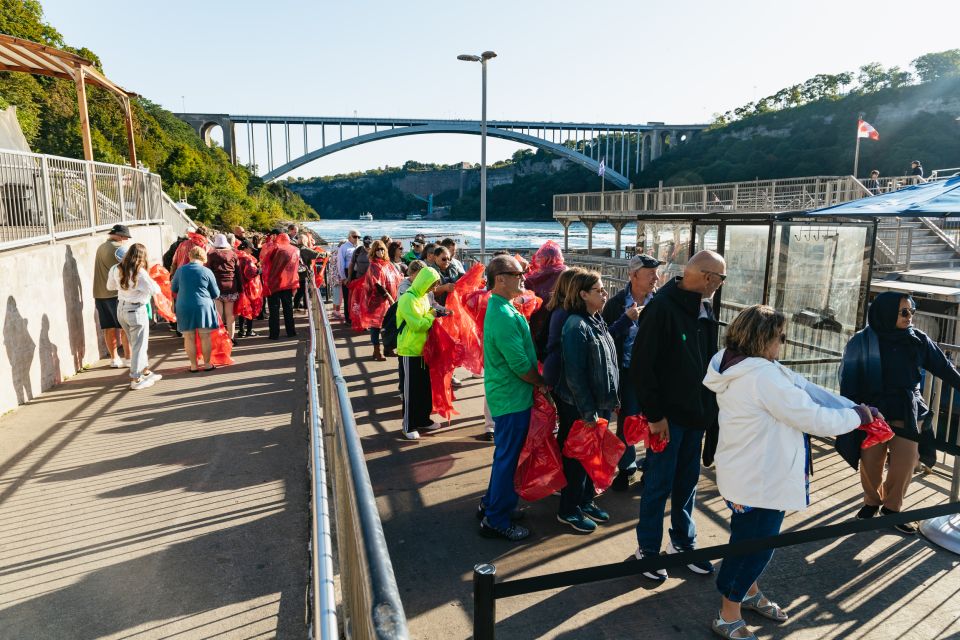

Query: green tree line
0,0,317,230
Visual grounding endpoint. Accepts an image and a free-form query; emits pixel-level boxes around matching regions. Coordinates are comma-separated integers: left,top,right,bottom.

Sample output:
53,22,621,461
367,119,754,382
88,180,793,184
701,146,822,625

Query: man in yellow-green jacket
396,266,443,440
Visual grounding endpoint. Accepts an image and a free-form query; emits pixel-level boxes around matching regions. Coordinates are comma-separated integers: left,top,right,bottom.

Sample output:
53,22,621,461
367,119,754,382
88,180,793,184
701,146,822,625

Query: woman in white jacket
702,305,875,640
106,243,162,390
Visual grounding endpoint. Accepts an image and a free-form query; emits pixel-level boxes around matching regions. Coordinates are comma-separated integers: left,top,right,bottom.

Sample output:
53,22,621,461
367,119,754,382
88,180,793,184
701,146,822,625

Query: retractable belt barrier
473,500,960,639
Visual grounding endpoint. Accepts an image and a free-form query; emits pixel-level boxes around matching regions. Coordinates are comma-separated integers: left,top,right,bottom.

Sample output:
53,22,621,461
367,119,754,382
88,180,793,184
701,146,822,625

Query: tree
857,63,890,93
912,49,960,83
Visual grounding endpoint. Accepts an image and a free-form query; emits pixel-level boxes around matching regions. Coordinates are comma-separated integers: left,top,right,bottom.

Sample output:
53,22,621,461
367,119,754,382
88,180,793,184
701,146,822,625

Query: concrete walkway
332,320,960,640
0,324,309,639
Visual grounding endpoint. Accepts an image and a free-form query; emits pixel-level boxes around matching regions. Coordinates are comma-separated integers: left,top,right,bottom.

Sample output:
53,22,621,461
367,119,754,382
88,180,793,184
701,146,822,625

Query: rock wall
0,224,176,415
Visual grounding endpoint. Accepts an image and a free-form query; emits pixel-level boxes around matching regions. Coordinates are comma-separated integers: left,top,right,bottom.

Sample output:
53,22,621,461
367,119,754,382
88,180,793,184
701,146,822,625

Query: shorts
95,297,121,330
218,293,240,302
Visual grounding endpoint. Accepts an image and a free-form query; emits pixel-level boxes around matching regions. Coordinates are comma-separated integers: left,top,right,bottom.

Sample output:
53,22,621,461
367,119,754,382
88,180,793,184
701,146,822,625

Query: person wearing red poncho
262,230,300,340
170,228,210,276
360,240,402,361
235,240,263,338
551,270,619,535
702,305,874,639
523,240,566,306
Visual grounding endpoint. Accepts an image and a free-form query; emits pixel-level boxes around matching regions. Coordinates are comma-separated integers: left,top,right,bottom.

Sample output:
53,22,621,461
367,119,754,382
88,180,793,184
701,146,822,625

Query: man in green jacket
402,235,425,264
478,255,546,541
396,265,443,440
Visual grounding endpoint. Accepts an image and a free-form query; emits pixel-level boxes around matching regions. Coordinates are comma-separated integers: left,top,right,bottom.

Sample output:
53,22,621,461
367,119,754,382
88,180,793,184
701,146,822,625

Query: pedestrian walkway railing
0,148,193,251
307,281,409,640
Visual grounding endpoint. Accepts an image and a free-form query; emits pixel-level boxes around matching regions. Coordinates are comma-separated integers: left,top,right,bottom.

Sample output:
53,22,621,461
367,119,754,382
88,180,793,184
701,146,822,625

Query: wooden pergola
0,33,138,167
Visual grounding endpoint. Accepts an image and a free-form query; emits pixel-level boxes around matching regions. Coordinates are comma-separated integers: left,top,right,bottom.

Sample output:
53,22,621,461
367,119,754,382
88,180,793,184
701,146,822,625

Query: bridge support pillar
651,130,664,161
173,113,238,164
583,219,597,253
640,134,649,172
611,220,628,258
636,223,647,254
559,218,573,251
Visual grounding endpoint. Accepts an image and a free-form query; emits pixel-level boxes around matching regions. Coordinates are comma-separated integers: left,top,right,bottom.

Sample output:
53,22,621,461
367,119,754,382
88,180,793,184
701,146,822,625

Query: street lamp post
458,50,497,264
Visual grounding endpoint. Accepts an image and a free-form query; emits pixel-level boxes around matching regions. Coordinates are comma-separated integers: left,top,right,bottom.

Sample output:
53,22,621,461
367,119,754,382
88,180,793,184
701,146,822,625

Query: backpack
531,306,552,362
381,301,402,352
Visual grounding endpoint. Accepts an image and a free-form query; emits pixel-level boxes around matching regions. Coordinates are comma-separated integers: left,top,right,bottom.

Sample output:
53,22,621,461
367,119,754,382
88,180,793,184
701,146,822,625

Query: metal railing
308,280,409,639
0,148,192,251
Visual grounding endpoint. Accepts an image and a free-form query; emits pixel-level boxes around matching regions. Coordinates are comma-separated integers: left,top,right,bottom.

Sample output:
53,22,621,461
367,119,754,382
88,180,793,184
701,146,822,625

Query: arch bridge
175,113,707,189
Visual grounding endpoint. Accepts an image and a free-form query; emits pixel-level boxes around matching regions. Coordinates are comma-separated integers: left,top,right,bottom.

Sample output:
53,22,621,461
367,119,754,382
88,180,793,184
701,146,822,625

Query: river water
304,218,637,251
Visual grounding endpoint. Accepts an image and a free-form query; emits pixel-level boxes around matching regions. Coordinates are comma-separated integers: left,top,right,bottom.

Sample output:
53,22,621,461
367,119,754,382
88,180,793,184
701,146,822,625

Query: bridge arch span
260,123,631,188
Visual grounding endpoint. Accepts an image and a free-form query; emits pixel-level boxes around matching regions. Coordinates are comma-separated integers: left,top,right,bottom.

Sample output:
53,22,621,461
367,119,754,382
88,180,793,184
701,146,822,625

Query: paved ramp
0,328,308,639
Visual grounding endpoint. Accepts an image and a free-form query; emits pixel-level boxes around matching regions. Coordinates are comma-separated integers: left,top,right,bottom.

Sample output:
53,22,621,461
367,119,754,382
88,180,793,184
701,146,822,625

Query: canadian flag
857,119,880,140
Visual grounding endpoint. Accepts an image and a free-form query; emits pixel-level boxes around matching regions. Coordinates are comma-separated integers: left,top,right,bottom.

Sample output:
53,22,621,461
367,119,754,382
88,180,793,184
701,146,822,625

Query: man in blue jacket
629,250,725,581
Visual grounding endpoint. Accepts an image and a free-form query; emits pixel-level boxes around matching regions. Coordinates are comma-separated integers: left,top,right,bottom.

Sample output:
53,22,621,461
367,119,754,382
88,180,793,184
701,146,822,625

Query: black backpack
381,301,402,352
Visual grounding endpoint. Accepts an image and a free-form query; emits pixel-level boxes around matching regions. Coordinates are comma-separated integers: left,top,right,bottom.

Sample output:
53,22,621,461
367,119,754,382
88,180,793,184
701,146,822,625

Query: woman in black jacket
553,270,619,534
841,292,960,533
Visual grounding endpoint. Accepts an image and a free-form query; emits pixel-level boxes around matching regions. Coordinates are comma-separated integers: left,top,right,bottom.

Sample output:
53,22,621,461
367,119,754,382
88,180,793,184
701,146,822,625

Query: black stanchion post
474,562,497,640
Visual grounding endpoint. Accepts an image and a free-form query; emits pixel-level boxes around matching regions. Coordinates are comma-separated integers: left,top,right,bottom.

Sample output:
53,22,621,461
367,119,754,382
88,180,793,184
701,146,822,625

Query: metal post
40,156,55,241
480,58,489,263
116,166,127,221
83,161,97,229
473,563,496,640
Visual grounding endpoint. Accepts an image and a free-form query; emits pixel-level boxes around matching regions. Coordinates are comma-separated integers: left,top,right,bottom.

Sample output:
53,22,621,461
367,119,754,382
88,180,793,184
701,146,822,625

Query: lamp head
481,51,497,60
458,54,481,62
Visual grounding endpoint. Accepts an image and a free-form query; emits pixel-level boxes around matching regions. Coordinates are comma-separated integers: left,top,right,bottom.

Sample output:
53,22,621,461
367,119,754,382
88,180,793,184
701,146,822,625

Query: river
305,219,638,251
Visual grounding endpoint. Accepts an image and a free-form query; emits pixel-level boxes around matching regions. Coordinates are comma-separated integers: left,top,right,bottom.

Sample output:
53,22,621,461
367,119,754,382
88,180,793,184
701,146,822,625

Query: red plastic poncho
421,315,465,420
860,416,895,449
512,292,543,320
358,259,402,330
445,263,486,375
314,251,329,288
348,278,365,332
562,418,627,493
523,241,566,305
171,232,210,273
194,318,235,366
463,289,492,341
515,390,566,501
234,252,263,320
262,234,300,296
148,264,176,322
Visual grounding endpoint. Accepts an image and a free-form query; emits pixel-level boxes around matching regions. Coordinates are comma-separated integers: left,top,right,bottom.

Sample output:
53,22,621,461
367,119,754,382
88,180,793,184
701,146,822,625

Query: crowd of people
92,222,330,386
327,230,960,640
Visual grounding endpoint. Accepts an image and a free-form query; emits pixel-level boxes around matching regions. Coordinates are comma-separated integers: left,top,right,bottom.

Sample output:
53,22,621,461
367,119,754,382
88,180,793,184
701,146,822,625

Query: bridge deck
333,319,960,640
0,326,309,639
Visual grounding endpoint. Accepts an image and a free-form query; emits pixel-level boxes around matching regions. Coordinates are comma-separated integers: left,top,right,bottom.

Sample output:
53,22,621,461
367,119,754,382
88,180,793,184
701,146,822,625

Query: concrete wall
0,224,177,415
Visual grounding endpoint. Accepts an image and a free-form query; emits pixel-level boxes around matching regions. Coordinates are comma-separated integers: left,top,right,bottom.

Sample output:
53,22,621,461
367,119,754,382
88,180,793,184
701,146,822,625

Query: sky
40,0,960,179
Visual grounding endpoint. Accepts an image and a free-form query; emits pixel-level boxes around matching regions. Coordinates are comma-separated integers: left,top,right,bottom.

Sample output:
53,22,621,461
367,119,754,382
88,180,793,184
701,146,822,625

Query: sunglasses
350,235,360,239
702,269,727,282
899,308,916,318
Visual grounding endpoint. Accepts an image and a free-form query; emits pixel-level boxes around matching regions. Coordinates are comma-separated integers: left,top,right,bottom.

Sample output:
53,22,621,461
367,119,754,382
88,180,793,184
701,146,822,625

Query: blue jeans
482,408,531,529
616,368,639,473
636,422,704,554
716,508,785,602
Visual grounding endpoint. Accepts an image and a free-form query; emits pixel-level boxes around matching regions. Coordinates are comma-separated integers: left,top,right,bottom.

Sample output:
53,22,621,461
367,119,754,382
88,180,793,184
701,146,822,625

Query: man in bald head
627,250,726,580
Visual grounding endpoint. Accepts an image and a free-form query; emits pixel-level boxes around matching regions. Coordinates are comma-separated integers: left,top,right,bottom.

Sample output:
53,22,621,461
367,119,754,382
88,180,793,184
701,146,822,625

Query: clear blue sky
40,0,960,178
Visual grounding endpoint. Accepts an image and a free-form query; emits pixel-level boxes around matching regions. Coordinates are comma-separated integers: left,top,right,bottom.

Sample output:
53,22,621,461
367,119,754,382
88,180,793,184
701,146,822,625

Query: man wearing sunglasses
478,255,546,542
337,230,361,322
628,250,726,580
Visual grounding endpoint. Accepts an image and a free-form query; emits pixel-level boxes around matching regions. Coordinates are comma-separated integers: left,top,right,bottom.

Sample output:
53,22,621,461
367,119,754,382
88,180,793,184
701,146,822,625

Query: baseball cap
628,254,663,271
362,235,373,245
109,224,131,238
414,233,426,243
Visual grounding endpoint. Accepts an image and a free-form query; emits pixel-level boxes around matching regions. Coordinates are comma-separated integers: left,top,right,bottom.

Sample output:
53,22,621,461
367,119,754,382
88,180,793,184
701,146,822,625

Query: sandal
202,364,217,371
188,367,200,373
711,614,757,640
741,591,788,622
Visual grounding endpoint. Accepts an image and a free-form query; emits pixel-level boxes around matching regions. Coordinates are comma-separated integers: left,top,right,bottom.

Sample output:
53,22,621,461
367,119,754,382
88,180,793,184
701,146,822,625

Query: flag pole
600,167,605,213
853,114,863,178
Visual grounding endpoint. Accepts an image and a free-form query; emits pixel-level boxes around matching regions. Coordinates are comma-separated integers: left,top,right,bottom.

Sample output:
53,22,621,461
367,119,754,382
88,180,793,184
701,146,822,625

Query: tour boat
359,212,373,221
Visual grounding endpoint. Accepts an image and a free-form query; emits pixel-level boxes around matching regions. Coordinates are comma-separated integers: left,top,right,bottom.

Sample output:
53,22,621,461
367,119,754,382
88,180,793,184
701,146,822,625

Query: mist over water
305,219,638,251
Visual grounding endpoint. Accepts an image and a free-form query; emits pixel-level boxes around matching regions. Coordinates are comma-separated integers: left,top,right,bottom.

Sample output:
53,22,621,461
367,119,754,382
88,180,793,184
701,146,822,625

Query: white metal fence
0,148,193,251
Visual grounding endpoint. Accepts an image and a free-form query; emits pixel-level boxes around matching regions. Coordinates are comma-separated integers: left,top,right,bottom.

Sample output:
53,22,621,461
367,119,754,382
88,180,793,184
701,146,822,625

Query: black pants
268,289,296,339
294,272,308,309
401,355,432,434
342,283,351,322
240,317,254,334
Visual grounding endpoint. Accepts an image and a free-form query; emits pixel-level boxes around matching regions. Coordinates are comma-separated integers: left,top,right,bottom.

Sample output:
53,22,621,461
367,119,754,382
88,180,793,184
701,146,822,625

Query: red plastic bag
194,319,235,366
314,252,329,288
445,264,486,375
148,264,176,323
515,390,566,501
348,279,365,332
512,292,543,320
859,416,895,449
562,418,626,493
622,414,649,447
421,315,464,420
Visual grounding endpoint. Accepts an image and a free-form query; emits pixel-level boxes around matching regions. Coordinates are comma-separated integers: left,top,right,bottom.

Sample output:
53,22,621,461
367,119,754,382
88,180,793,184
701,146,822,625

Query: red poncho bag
348,278,365,332
314,251,329,289
514,390,566,501
621,413,668,452
262,234,300,296
234,252,263,320
148,264,176,323
445,263,486,375
171,232,209,272
512,292,543,320
562,418,626,493
194,318,235,366
358,259,401,330
859,416,895,449
421,315,464,420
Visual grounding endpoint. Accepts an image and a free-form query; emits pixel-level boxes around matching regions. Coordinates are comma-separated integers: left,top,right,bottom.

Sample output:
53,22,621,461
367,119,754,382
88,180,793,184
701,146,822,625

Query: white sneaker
130,376,157,390
421,421,443,432
123,359,131,368
403,430,420,440
451,376,463,388
109,357,123,368
146,372,163,384
634,548,668,581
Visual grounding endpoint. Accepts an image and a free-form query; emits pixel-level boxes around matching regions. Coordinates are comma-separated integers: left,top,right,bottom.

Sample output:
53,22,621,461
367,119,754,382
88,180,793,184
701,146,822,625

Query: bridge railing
0,148,190,251
553,175,930,217
307,280,409,640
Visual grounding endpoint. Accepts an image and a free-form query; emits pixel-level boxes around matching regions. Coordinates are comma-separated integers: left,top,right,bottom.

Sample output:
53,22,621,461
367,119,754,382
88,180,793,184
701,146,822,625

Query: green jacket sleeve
397,292,434,332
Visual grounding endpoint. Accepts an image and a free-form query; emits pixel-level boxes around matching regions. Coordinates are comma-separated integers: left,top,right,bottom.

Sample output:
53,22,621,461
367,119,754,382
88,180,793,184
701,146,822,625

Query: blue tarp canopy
809,175,960,217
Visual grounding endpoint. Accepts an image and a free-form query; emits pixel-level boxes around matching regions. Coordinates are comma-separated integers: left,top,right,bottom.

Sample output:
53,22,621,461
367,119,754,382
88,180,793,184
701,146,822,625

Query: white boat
359,212,373,221
406,213,423,221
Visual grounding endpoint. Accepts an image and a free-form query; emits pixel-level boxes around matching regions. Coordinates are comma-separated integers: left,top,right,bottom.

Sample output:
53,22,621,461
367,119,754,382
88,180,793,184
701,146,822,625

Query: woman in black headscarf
840,292,960,533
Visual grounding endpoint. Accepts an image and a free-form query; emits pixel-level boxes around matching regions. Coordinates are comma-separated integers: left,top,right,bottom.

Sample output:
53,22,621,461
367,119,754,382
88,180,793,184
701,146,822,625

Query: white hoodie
703,349,861,511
